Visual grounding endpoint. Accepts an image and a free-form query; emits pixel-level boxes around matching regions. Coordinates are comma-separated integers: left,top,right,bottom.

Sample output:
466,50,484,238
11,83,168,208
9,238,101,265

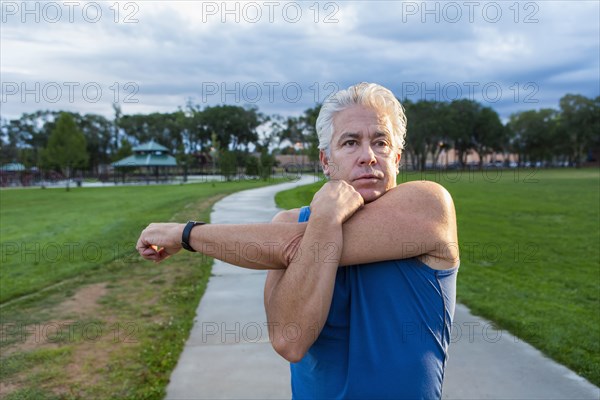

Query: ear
395,151,402,172
319,149,330,177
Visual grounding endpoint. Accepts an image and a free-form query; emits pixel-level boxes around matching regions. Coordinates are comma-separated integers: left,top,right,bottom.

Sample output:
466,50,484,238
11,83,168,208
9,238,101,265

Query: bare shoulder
389,180,455,213
370,181,457,269
395,180,453,200
271,208,302,223
366,180,448,212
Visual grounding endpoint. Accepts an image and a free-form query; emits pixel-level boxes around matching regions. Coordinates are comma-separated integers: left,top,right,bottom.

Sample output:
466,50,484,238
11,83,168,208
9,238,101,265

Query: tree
77,113,113,174
112,103,123,151
558,94,599,167
255,115,280,154
471,106,505,168
183,101,211,153
507,109,559,165
1,111,60,167
272,105,321,167
219,150,238,181
111,138,134,182
300,105,322,162
259,149,276,181
447,99,481,168
43,113,88,190
112,138,133,161
201,105,261,151
278,116,304,149
245,149,276,181
245,155,260,176
0,118,22,164
404,100,449,170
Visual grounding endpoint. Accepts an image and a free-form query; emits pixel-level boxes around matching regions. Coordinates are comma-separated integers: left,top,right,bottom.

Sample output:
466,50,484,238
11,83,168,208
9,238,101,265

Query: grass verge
0,179,282,399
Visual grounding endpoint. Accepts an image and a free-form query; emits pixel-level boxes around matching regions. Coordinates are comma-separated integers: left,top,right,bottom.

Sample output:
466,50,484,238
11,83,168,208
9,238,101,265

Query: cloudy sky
1,0,599,122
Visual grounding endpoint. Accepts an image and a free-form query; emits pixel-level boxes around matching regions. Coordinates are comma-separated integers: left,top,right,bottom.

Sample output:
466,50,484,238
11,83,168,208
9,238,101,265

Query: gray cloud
1,0,598,121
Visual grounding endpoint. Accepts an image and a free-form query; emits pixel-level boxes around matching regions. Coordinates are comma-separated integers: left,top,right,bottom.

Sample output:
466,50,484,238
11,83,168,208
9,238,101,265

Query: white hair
316,82,407,156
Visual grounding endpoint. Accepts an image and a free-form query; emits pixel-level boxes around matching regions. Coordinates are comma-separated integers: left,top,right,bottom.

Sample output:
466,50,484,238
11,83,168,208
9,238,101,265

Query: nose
357,143,377,166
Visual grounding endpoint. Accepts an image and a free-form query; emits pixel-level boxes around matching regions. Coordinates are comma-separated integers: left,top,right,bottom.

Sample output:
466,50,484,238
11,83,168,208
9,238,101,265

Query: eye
343,140,358,147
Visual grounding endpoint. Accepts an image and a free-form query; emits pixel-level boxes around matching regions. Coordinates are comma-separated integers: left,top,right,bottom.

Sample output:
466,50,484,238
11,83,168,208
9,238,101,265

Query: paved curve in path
166,177,599,399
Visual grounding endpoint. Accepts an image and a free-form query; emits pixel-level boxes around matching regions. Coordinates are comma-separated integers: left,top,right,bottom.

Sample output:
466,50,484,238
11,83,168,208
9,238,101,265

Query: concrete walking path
443,304,598,399
166,176,313,399
166,177,599,399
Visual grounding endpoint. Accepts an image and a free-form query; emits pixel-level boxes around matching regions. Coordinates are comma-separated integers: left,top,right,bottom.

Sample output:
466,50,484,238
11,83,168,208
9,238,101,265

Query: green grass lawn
0,180,283,304
0,178,282,399
275,168,600,387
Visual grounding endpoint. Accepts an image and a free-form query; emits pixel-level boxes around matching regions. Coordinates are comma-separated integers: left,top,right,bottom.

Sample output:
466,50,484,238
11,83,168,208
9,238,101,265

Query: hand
310,181,364,225
136,223,184,262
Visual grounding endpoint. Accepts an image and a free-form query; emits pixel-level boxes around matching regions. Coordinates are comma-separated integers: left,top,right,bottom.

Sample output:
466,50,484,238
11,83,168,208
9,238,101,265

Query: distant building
274,154,316,172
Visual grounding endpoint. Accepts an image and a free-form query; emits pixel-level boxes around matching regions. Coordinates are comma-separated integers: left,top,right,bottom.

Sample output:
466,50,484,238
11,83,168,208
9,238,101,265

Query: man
137,82,459,399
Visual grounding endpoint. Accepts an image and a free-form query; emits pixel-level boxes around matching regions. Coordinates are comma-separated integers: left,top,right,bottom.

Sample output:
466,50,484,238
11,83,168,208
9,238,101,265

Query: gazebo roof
112,153,177,168
112,140,178,168
1,162,26,172
133,140,169,152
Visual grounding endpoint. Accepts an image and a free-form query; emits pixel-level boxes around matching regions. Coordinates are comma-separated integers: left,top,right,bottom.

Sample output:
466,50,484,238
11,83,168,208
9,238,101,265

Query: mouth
353,174,381,182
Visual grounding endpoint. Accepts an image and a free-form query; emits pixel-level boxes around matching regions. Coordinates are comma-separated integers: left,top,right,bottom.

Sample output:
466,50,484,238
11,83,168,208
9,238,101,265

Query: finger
141,247,158,257
136,236,145,253
136,233,151,253
155,250,171,263
157,248,172,259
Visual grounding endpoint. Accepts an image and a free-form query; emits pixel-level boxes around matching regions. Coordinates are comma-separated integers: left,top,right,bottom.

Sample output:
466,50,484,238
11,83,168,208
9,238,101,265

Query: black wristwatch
181,221,206,252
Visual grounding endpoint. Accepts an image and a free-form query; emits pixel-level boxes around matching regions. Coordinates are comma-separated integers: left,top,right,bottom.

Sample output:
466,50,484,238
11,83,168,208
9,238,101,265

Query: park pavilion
112,140,177,183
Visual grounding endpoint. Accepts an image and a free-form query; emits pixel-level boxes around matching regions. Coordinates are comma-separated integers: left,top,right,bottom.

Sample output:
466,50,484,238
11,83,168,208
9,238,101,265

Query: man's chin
357,189,384,204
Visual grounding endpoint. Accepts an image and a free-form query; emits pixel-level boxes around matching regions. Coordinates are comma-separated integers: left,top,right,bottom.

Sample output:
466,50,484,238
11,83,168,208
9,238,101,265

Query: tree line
1,93,598,178
403,94,599,170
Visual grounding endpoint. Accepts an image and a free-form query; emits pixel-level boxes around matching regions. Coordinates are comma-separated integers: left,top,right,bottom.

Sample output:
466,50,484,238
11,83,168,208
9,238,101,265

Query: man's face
320,105,401,203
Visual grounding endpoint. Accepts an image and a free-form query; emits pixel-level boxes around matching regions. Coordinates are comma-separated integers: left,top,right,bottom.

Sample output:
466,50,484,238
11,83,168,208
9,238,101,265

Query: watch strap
181,221,205,252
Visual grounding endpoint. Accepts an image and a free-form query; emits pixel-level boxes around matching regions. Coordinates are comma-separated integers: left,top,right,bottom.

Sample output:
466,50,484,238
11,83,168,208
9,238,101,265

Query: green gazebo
112,140,177,183
0,162,26,187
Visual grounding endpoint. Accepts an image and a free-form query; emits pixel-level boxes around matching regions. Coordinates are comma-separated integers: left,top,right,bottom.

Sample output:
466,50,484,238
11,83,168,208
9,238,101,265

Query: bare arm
136,180,459,270
136,180,458,361
263,190,349,362
339,180,458,269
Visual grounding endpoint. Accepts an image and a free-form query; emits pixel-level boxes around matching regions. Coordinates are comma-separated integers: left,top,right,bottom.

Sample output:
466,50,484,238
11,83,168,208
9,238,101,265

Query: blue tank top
290,206,458,399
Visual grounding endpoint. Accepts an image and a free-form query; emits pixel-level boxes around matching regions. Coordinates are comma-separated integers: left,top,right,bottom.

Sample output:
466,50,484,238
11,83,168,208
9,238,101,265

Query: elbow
271,336,307,363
